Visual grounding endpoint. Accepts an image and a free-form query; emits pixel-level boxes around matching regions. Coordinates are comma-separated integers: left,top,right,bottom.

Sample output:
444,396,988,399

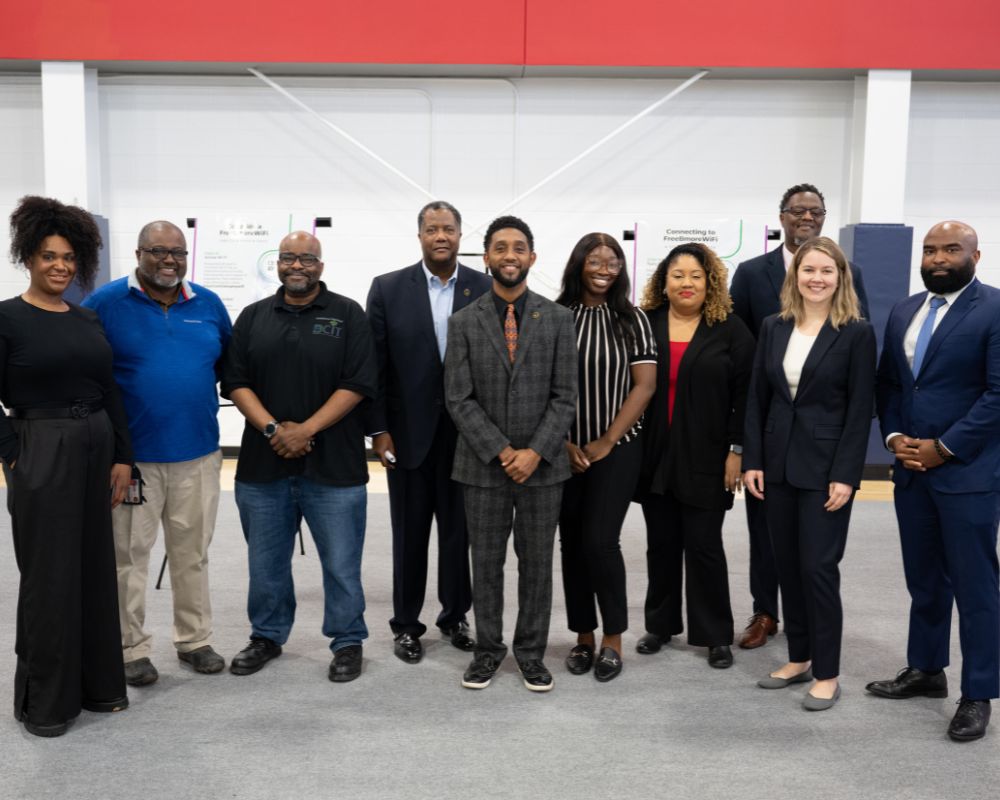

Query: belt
9,401,104,420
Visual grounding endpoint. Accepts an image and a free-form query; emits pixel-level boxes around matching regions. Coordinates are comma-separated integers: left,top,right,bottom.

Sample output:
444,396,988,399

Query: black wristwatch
263,421,279,439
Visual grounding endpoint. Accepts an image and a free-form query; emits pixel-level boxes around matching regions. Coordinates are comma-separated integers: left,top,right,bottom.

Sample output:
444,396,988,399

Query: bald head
277,230,324,302
921,220,980,295
138,220,185,249
279,230,322,258
135,220,188,292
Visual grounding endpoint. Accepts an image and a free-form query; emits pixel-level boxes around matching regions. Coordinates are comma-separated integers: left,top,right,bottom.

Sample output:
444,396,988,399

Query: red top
668,340,690,424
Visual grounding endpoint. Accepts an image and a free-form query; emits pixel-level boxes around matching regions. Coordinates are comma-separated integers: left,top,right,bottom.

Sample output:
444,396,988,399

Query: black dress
0,297,133,727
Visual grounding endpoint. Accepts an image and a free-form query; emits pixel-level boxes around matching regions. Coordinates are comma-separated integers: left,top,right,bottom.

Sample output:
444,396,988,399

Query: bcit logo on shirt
313,317,344,338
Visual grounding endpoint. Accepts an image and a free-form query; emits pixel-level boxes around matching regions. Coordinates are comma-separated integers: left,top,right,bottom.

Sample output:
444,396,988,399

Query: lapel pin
531,311,540,319
463,288,471,296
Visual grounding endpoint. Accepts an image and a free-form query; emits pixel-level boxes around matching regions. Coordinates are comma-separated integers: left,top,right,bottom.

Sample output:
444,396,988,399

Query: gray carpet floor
1,489,997,800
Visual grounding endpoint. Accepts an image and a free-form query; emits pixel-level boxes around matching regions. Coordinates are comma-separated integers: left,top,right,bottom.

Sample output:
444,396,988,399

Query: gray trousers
464,482,563,664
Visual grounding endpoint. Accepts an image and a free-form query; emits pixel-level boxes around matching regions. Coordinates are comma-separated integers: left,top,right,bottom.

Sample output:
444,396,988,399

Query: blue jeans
235,478,368,652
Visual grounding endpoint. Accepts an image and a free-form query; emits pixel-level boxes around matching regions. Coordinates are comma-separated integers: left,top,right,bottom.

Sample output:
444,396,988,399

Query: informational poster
631,218,756,298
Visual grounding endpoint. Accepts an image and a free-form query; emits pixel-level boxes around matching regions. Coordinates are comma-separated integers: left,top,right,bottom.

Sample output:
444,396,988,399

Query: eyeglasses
781,207,827,219
277,252,321,267
140,247,188,260
585,258,623,274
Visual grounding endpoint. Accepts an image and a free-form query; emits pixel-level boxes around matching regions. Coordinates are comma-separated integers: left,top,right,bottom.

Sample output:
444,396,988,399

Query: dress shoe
442,621,476,651
636,633,670,655
17,712,68,738
594,647,623,683
865,666,948,699
229,637,282,676
518,659,554,692
948,698,991,742
738,612,777,649
329,644,363,682
758,668,813,689
81,696,129,713
565,643,595,675
803,684,841,711
178,645,226,674
393,633,423,664
708,645,733,669
462,653,501,689
124,657,159,687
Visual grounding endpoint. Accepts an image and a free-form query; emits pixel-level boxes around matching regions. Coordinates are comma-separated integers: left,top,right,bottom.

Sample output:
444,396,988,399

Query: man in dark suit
366,201,492,664
444,215,577,693
868,221,1000,742
729,182,870,649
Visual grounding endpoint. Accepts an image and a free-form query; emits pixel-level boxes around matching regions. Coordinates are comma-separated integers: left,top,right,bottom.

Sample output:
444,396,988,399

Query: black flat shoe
81,696,129,713
16,710,69,738
393,633,423,664
442,621,476,652
565,644,595,675
594,647,623,682
708,645,733,669
636,633,670,655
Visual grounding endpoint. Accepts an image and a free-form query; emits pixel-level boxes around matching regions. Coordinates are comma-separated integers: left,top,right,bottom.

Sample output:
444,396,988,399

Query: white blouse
783,328,818,400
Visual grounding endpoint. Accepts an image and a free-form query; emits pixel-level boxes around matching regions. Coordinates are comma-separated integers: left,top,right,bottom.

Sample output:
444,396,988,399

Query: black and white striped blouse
568,303,657,446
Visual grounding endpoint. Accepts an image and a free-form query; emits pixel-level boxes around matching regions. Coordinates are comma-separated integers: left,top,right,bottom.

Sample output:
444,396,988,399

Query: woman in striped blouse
556,233,657,682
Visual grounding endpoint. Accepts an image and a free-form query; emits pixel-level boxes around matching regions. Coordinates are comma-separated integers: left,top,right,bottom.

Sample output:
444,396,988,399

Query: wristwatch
729,444,743,455
263,421,279,439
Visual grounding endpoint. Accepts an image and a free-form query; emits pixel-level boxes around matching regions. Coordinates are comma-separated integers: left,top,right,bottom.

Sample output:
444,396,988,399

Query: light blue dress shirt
423,262,457,362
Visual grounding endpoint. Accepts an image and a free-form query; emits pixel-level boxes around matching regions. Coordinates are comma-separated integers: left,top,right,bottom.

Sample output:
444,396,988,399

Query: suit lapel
919,279,979,375
796,321,840,399
408,263,438,353
766,247,786,301
510,292,542,379
895,293,925,380
452,264,480,314
674,316,711,387
769,318,795,403
473,293,513,373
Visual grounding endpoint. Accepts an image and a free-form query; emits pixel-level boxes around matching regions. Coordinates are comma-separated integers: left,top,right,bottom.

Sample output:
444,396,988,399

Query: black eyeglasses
140,247,188,260
781,207,827,219
277,252,321,267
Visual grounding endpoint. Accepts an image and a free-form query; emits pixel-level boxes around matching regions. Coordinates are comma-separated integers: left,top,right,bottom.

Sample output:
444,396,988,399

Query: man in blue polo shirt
84,220,232,687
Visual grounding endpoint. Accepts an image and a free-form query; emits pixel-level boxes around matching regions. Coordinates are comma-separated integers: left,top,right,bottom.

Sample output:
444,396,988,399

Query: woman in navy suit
743,236,875,710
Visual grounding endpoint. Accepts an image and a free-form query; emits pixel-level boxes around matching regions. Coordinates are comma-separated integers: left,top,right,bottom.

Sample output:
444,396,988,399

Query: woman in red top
635,243,755,669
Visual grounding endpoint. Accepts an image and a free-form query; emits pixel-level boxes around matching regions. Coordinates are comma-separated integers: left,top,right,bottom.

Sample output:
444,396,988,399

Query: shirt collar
421,262,457,289
926,279,973,307
273,281,331,311
129,269,196,301
782,244,795,272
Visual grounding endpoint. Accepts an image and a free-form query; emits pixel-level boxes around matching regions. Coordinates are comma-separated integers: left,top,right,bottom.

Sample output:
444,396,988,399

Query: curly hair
9,195,103,291
483,215,533,252
780,183,825,212
556,232,638,348
779,236,861,329
639,242,732,325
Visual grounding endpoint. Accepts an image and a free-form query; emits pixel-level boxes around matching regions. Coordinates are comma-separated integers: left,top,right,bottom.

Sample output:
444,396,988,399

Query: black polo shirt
221,283,377,486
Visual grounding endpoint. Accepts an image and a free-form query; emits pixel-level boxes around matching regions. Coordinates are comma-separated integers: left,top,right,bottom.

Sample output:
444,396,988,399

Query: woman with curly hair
1,195,133,737
634,243,755,669
555,233,656,681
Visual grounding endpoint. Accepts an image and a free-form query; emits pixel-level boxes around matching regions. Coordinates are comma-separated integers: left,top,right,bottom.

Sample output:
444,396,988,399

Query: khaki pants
113,449,223,662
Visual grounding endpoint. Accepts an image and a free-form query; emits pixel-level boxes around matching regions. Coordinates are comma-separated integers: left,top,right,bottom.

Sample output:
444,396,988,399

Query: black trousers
559,438,640,636
745,493,780,621
765,481,852,680
5,411,126,725
641,490,734,647
387,413,472,637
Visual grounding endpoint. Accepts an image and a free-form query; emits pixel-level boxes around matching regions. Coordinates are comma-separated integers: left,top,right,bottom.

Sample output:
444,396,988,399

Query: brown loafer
738,612,777,649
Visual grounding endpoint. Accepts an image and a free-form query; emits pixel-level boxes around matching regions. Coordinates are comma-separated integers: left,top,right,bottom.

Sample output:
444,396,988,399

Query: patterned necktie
504,303,518,364
912,295,946,376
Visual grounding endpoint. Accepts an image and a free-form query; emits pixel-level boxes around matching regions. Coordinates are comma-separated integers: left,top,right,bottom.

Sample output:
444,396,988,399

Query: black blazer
730,246,870,337
637,306,755,510
743,315,876,490
365,262,492,470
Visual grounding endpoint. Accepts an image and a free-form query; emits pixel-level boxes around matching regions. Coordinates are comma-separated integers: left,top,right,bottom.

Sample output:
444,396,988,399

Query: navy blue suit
731,245,870,623
366,262,492,637
876,278,1000,699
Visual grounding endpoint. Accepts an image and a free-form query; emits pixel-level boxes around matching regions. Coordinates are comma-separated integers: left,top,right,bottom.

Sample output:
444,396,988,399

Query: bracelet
933,438,952,462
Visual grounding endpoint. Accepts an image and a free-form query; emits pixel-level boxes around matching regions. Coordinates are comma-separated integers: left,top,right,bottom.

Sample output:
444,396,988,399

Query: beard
281,273,319,296
920,258,975,294
489,264,528,289
141,267,180,290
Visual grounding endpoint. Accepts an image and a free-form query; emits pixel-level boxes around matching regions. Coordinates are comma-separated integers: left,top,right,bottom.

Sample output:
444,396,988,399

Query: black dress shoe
22,717,69,738
949,698,991,742
594,647,623,682
393,633,423,664
708,645,733,669
865,666,948,699
329,644,363,682
518,659,554,692
462,653,501,689
565,644,595,675
123,657,159,687
636,633,670,655
81,696,129,713
442,621,476,651
178,646,226,674
229,637,282,675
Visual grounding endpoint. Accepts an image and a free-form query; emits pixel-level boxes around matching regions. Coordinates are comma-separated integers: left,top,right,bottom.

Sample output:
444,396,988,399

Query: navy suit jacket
744,315,877,491
731,245,870,337
366,262,492,470
876,278,1000,494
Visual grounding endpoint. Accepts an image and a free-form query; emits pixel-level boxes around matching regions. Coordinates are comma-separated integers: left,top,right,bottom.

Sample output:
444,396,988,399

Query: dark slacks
464,482,563,663
559,437,640,635
641,490,734,647
5,412,126,726
387,414,471,637
894,474,1000,699
765,481,852,680
745,492,780,621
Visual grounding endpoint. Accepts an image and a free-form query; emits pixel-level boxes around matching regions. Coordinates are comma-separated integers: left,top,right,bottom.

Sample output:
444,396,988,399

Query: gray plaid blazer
444,289,577,488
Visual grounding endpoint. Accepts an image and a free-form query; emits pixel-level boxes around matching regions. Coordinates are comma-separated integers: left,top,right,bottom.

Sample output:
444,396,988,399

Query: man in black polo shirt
221,230,377,682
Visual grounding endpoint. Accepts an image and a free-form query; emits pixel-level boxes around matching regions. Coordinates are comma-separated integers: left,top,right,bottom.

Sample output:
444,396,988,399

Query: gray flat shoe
803,684,841,711
757,668,813,689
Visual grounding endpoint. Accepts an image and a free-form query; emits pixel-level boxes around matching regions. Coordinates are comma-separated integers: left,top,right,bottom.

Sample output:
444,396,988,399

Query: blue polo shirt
83,273,232,463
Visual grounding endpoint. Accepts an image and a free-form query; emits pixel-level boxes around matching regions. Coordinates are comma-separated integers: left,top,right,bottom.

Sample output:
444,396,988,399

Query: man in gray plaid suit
444,215,577,692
